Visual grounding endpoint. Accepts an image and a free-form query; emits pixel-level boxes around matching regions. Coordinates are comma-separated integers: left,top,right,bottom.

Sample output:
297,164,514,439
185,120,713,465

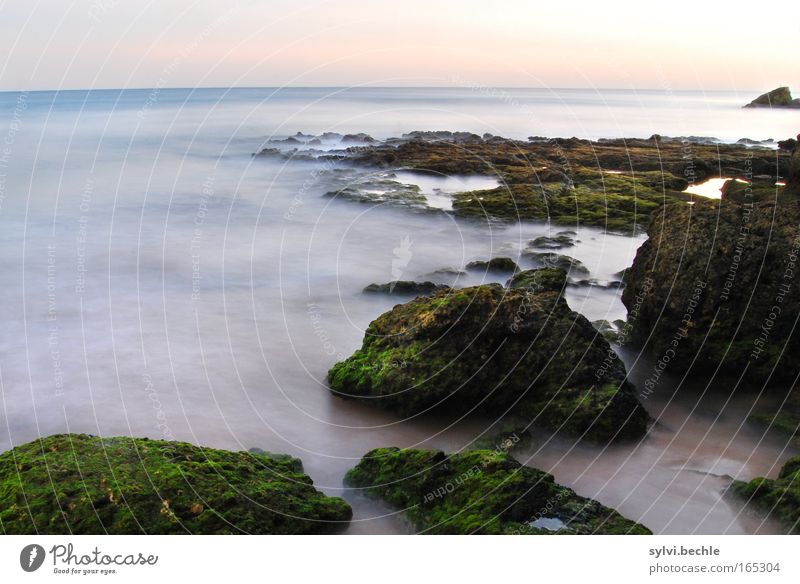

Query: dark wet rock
466,257,520,273
528,233,576,249
319,132,343,141
731,455,800,533
363,281,449,296
345,448,651,534
270,136,305,145
328,279,649,442
744,87,800,108
573,278,624,289
341,133,376,143
425,267,467,278
622,185,800,383
523,251,589,275
0,434,352,534
402,130,483,143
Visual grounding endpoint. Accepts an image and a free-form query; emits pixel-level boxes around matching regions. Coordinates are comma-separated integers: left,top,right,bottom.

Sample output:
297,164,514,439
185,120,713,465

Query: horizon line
0,85,769,95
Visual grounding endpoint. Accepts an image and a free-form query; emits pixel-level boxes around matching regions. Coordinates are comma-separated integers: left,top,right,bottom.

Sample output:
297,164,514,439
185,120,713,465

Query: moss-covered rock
363,281,449,296
731,455,800,533
0,434,351,534
506,268,568,293
328,276,649,441
622,194,800,383
465,257,519,273
343,134,787,233
345,447,651,534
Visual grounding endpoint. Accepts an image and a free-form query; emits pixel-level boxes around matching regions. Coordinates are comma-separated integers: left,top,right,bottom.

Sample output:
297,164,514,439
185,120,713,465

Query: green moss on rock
0,434,351,534
731,455,800,533
328,277,649,442
345,447,651,534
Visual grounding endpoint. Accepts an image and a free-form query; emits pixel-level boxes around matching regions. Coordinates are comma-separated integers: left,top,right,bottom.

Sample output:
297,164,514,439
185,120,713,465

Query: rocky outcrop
363,281,449,295
744,87,800,108
465,257,519,273
346,448,651,534
328,271,649,442
622,190,800,383
731,455,800,533
0,434,351,534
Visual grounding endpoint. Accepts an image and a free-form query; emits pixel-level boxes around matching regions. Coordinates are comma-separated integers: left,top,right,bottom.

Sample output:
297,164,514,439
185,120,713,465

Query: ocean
0,86,796,534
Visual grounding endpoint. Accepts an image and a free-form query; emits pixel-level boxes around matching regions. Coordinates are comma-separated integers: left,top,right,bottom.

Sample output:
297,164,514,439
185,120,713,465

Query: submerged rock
731,456,800,533
345,448,651,534
0,434,352,534
465,256,520,273
328,274,649,441
744,87,800,108
523,250,590,274
528,233,576,249
363,281,449,295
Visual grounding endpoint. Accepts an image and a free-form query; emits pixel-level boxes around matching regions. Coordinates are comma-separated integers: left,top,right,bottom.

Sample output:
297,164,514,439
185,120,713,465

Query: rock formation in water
622,141,800,383
328,269,649,442
731,455,800,533
744,87,800,108
346,447,651,534
363,281,449,295
0,434,352,534
465,256,520,273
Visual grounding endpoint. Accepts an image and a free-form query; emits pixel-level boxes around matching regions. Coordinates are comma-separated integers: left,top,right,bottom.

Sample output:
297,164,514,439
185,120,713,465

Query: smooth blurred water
0,87,796,534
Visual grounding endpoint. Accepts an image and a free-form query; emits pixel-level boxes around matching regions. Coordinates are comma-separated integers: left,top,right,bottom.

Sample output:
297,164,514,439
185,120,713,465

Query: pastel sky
0,0,797,91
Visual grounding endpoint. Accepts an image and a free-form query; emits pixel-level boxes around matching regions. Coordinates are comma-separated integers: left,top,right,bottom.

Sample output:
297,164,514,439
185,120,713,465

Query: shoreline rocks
0,434,352,534
345,447,651,534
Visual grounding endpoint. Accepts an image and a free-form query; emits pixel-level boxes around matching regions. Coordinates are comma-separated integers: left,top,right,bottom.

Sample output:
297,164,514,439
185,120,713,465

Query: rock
328,278,649,441
0,434,352,534
319,132,343,141
748,393,800,443
506,268,567,293
345,448,651,534
363,281,449,295
528,233,576,249
730,455,800,533
523,251,590,274
424,267,467,278
337,132,788,232
341,133,376,143
721,178,783,203
622,192,800,383
744,87,800,108
465,257,520,273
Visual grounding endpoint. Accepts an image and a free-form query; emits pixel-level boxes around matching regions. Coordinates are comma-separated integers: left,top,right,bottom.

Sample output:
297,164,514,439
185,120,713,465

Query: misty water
0,87,796,534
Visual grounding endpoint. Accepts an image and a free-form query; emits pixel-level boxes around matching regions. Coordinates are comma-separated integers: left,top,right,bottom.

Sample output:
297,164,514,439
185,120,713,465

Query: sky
0,0,797,91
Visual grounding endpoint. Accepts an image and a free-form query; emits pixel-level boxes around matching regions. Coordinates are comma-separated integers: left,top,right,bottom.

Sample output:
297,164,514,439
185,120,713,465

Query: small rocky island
0,434,352,534
744,87,800,108
328,268,649,442
346,447,651,534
